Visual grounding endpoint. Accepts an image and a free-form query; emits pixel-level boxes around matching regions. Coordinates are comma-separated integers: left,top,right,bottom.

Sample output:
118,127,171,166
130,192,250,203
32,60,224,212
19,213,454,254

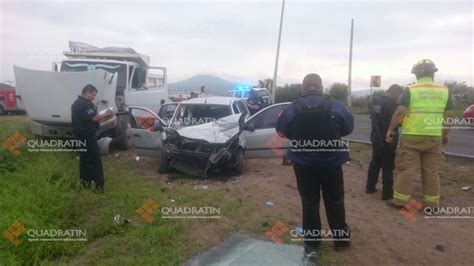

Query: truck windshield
61,61,127,93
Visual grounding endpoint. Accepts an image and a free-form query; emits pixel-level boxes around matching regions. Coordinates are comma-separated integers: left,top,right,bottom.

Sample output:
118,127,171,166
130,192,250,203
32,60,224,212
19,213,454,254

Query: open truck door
129,106,166,157
243,103,290,158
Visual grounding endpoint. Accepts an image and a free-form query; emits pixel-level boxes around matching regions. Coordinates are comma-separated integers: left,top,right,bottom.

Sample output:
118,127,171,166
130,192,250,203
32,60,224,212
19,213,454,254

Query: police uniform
71,96,104,190
276,90,354,252
392,77,452,207
366,94,400,199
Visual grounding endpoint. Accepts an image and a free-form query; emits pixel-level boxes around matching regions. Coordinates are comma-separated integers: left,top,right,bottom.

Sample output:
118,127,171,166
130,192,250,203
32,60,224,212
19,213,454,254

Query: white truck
14,41,171,149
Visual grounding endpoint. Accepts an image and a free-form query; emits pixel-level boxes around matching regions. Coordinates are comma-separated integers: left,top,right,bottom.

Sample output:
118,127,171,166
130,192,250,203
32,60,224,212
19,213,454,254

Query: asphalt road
347,115,474,157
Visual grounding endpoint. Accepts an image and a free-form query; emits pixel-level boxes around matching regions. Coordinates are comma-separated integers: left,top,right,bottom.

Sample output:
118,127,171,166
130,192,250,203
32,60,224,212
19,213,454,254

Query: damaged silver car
129,97,290,177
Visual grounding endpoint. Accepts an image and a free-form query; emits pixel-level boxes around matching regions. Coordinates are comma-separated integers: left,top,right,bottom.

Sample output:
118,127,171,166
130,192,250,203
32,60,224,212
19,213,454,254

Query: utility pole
347,18,354,108
272,0,285,104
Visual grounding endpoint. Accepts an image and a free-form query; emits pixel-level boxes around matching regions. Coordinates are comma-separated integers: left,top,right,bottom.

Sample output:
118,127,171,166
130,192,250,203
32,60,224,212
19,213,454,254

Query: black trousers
366,140,396,199
293,164,350,251
78,132,104,191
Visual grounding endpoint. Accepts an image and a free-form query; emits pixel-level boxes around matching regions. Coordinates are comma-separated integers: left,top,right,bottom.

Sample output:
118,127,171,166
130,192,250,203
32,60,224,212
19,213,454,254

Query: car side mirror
243,122,255,132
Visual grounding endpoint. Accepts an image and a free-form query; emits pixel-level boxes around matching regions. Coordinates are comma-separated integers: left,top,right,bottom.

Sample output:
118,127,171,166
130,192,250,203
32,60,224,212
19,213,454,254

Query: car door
243,103,291,158
129,106,165,157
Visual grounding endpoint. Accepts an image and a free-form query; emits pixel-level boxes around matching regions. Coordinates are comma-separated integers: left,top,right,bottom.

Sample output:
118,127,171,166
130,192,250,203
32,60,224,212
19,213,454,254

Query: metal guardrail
346,138,474,160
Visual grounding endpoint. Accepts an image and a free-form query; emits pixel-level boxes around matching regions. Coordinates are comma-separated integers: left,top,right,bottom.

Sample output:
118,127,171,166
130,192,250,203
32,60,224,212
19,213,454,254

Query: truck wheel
0,105,4,115
159,145,169,173
114,113,131,150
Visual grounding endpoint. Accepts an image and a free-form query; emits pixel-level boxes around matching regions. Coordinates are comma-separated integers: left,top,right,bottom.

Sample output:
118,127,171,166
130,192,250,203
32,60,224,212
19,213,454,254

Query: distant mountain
169,75,237,96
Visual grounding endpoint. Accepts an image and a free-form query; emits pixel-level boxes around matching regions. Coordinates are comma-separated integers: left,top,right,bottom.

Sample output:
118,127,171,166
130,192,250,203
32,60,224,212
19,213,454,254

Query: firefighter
366,84,403,200
386,59,453,208
276,73,354,264
71,84,113,191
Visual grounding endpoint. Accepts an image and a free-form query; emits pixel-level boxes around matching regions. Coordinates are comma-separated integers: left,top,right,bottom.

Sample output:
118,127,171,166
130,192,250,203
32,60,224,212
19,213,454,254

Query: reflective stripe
422,194,440,203
393,191,411,202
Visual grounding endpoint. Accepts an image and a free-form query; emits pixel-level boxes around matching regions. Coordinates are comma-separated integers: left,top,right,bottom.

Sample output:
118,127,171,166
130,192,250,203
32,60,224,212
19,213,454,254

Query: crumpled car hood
176,114,241,143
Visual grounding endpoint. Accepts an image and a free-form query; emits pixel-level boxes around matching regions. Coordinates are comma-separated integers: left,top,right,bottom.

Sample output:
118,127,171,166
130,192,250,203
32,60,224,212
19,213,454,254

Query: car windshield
61,61,127,93
172,104,231,128
158,103,178,121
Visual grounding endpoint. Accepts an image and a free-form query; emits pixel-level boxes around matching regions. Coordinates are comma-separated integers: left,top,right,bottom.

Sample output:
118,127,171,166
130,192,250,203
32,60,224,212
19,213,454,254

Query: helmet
411,59,438,75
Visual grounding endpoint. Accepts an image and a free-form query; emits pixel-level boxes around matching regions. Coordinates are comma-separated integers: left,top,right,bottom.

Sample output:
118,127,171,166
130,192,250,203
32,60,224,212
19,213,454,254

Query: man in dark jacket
71,84,113,191
276,73,354,264
365,85,403,200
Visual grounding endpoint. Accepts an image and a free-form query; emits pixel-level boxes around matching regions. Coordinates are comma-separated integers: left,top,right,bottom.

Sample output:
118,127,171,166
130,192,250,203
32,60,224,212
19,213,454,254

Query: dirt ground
132,143,474,265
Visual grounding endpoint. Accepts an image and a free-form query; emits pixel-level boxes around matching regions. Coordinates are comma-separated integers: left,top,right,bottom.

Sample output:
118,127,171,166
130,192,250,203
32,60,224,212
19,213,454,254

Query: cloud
1,0,472,89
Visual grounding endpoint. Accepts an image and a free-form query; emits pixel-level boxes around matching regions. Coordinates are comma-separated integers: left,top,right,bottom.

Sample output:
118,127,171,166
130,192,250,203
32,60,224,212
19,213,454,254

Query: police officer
246,89,264,115
386,59,453,208
366,84,403,200
276,74,354,264
71,84,113,191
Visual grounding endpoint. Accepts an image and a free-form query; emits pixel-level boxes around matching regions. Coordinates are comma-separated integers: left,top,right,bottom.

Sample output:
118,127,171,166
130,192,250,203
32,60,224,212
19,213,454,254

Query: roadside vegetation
1,115,472,265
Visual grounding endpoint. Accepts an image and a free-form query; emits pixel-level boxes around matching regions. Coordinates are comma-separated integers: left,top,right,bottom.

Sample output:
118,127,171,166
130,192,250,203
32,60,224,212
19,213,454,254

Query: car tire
232,148,244,175
159,145,169,173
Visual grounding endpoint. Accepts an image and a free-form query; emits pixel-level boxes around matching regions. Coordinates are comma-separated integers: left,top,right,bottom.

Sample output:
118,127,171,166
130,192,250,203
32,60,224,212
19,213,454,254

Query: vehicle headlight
161,131,167,141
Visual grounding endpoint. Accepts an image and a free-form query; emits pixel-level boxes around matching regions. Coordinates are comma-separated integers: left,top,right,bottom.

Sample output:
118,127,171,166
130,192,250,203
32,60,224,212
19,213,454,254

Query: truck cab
14,42,171,149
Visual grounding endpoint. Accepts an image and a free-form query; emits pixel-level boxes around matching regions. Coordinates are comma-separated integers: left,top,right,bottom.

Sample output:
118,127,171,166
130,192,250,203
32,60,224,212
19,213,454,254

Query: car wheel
232,148,244,175
159,145,169,173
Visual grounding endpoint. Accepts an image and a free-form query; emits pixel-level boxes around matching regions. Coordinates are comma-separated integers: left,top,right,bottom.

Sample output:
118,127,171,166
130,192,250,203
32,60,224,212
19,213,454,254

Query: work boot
333,225,351,251
381,194,393,200
365,188,377,194
386,199,405,210
300,250,318,266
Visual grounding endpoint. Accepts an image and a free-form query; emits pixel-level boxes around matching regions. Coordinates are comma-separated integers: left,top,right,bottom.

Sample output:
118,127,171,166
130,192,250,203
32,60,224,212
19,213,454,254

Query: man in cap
276,73,354,264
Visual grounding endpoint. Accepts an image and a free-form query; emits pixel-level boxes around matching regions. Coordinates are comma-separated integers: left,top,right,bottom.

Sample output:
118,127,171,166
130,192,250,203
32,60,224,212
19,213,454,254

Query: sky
1,0,473,90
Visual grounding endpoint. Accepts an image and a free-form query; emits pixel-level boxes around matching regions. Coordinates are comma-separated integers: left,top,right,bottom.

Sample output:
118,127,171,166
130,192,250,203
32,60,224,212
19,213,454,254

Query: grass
3,115,470,265
0,115,260,265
